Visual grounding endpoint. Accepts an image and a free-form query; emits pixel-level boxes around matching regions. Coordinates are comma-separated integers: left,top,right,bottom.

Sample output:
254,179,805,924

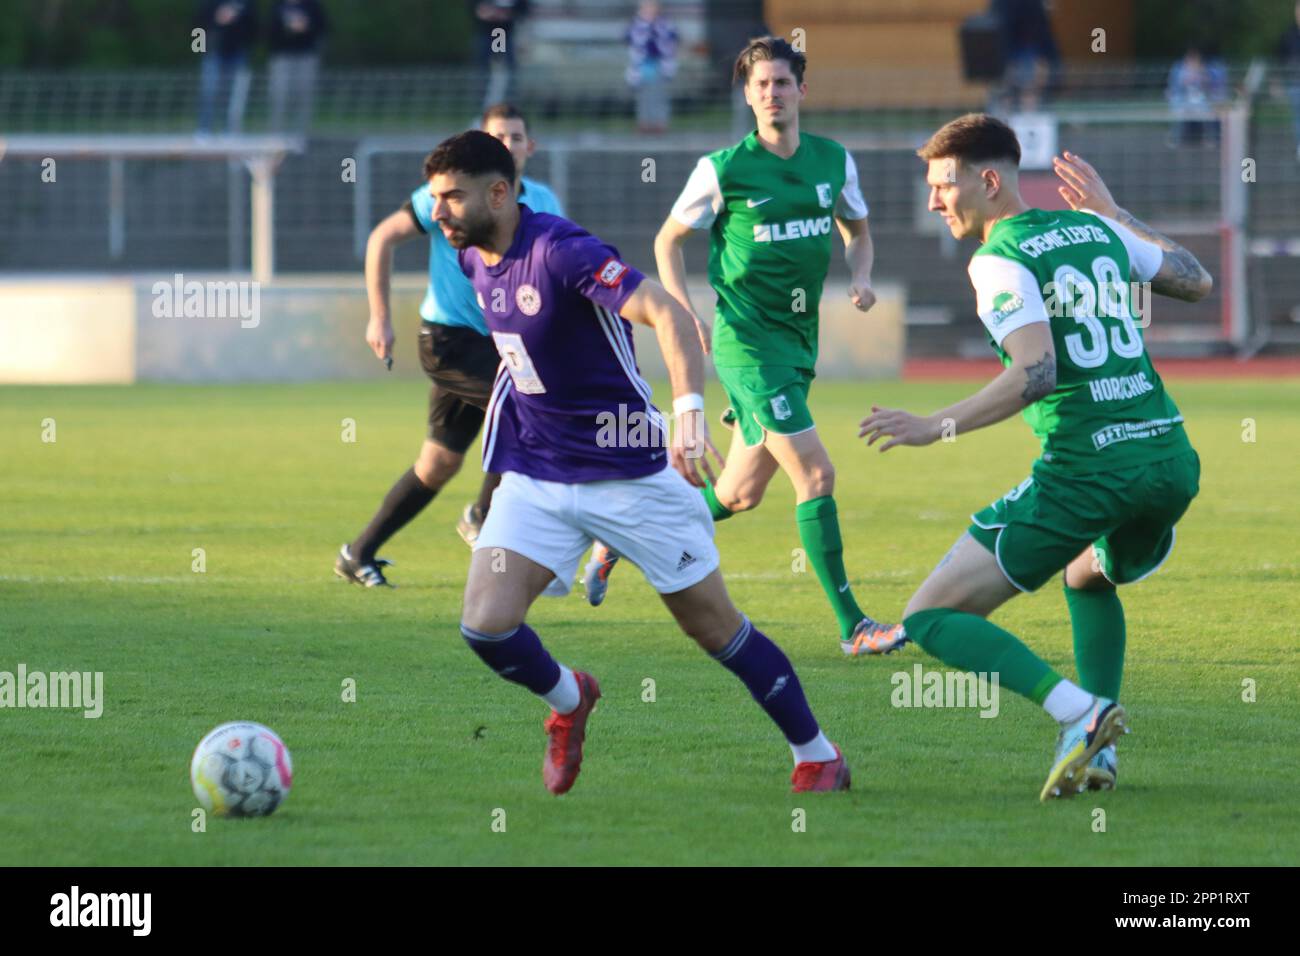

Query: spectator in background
1166,44,1228,148
1278,1,1300,161
469,0,530,111
196,0,258,134
990,0,1060,114
268,0,328,133
626,1,678,134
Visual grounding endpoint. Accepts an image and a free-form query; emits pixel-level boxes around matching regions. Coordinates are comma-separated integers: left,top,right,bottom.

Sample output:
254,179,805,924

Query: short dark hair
917,113,1021,167
481,102,530,135
733,36,806,87
423,130,516,183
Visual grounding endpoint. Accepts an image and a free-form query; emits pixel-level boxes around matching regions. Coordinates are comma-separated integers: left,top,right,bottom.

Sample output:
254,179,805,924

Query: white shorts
474,466,720,596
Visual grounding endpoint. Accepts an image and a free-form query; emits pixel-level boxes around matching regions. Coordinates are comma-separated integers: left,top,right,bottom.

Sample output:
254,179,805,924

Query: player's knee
722,485,763,512
812,462,835,496
676,616,710,647
905,586,993,620
1064,567,1114,592
796,461,835,499
461,561,528,633
721,469,776,512
459,595,523,635
415,446,463,487
662,577,742,652
1064,552,1114,591
678,608,742,654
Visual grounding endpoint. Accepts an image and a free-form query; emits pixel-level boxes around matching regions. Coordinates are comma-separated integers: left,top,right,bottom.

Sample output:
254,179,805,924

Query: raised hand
1053,151,1120,219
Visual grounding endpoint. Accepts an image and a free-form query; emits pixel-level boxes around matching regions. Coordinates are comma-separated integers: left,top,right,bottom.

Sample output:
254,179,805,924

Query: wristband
672,393,705,415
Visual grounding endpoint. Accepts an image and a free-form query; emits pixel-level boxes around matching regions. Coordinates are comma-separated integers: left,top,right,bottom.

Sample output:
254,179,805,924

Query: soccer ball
190,721,293,818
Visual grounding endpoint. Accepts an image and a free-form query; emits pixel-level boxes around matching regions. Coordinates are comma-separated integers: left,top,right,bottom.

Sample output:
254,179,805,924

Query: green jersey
670,131,867,368
969,207,1193,474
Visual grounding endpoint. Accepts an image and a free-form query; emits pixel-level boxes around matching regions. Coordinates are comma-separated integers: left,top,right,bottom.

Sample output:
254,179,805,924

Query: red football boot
791,744,851,793
542,671,602,795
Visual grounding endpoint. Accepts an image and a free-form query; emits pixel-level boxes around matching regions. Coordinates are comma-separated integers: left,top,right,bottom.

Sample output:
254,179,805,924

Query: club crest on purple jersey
515,284,542,316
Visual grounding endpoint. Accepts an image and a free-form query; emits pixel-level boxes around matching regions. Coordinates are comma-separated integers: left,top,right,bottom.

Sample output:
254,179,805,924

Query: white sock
790,731,838,765
542,665,581,714
1043,680,1094,724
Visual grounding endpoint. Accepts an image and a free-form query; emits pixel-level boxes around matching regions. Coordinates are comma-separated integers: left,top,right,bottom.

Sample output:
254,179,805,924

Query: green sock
1065,584,1126,700
904,607,1063,703
795,495,864,640
701,481,734,522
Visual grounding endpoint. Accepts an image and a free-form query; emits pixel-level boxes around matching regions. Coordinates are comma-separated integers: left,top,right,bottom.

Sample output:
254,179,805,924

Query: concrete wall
0,278,137,384
1,275,903,384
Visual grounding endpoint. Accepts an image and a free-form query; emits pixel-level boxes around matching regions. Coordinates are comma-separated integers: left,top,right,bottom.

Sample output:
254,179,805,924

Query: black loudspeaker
959,14,1006,81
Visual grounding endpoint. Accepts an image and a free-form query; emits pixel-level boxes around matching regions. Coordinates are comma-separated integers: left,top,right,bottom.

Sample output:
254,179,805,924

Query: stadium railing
0,135,302,283
2,62,1298,355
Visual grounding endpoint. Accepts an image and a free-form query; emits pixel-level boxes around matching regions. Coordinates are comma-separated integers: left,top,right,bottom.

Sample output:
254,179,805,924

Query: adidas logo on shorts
676,551,696,572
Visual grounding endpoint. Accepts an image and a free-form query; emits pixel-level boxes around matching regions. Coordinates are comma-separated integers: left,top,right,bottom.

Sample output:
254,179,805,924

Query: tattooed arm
1054,150,1213,302
1110,208,1214,302
860,323,1056,451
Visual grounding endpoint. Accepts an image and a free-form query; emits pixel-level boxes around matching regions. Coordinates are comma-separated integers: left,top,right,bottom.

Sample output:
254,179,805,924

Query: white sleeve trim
1082,209,1164,282
670,157,723,230
835,150,868,220
968,254,1050,347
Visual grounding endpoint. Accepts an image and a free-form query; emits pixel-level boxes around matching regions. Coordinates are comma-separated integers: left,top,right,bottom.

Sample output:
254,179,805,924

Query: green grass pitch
2,377,1297,865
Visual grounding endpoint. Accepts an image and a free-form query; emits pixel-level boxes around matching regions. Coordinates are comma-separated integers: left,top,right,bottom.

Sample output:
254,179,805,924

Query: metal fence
0,63,1259,133
4,62,1300,354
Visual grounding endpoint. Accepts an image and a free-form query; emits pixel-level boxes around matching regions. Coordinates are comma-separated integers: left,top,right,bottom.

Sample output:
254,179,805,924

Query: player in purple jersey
425,129,850,794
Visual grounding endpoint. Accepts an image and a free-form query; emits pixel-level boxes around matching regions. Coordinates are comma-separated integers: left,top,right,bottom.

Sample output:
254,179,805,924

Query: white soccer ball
190,721,293,818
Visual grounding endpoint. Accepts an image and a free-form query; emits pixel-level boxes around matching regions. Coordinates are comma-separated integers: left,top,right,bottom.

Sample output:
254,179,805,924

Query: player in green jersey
583,36,905,657
861,113,1212,800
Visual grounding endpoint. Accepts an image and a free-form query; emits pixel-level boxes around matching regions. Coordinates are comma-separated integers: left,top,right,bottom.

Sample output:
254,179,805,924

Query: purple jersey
458,206,667,482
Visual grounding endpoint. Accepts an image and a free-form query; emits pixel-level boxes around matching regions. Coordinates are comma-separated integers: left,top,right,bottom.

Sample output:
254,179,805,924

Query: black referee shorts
417,323,500,455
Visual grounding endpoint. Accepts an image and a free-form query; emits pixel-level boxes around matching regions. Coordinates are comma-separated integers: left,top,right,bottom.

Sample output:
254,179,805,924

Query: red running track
903,357,1300,380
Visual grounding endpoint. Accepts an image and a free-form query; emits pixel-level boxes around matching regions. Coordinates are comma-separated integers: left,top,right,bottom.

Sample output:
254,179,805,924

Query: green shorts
968,450,1201,592
715,365,816,448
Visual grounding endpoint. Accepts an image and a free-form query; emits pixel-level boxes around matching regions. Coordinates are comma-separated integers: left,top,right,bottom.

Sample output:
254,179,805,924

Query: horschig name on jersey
1088,371,1155,403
